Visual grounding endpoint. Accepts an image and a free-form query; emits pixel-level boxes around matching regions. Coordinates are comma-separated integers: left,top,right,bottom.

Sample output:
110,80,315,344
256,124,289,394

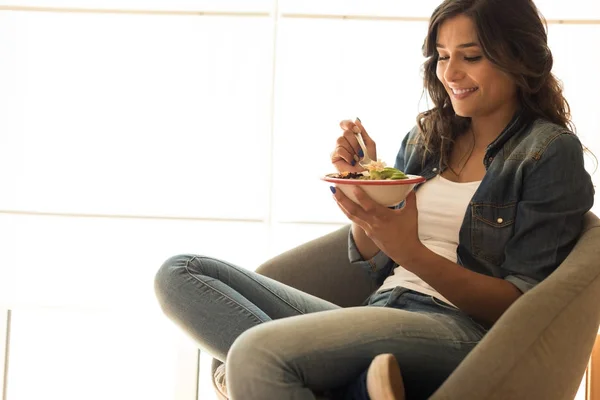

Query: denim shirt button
497,217,503,224
432,168,438,172
488,157,494,162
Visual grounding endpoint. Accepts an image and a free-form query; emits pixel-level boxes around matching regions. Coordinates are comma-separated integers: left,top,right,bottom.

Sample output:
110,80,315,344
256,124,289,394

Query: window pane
7,308,199,400
279,0,600,20
5,0,600,20
549,25,600,149
0,11,272,220
278,0,443,18
535,0,600,20
0,0,272,12
272,18,427,223
0,214,269,308
548,24,600,213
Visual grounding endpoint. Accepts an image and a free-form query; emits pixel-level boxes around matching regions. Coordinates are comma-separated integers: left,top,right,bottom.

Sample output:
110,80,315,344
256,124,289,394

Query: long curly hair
417,0,573,169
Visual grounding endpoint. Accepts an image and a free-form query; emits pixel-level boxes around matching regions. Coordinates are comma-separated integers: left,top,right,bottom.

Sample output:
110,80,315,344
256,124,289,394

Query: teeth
452,87,478,95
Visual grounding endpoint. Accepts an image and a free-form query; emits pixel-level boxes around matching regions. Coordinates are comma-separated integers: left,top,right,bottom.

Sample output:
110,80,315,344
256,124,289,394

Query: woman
155,0,594,399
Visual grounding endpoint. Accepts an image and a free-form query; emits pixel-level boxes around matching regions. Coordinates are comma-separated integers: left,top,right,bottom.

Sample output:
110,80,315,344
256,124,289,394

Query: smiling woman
0,1,598,400
435,21,518,122
418,0,574,182
154,1,594,400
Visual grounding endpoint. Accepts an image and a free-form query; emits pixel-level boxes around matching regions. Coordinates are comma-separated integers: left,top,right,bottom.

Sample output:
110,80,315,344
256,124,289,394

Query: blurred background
0,1,598,399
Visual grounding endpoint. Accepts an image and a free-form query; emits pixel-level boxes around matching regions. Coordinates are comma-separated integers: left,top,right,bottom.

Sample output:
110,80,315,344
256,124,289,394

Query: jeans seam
183,256,267,324
290,334,480,362
206,256,308,316
190,255,307,317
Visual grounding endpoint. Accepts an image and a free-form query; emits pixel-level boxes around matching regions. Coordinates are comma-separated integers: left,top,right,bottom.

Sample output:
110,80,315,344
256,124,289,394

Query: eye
465,56,483,62
437,55,449,61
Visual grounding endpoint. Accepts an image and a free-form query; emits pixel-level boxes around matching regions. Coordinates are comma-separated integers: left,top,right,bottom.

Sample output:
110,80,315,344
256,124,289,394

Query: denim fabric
154,254,339,362
155,256,487,400
351,111,595,292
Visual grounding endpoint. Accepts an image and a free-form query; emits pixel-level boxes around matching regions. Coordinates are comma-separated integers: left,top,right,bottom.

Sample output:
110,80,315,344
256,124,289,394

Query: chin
453,107,475,118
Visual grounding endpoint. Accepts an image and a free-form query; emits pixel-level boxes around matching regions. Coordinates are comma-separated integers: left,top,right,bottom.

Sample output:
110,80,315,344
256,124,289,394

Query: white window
0,2,598,399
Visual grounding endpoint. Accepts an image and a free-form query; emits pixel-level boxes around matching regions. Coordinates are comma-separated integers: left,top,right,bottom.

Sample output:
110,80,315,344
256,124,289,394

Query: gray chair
211,212,600,399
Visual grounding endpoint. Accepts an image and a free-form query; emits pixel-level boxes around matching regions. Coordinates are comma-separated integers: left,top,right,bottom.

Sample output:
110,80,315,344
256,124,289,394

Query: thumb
354,117,372,140
404,190,417,210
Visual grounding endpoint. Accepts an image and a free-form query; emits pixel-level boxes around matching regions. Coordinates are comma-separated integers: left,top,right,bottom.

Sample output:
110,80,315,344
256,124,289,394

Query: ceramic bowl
322,173,425,207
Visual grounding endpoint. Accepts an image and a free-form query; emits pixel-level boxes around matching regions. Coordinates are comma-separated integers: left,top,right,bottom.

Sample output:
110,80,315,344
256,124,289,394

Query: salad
335,160,408,180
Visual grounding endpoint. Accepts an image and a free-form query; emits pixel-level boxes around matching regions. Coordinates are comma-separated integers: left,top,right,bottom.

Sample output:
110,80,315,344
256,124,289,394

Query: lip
449,87,479,100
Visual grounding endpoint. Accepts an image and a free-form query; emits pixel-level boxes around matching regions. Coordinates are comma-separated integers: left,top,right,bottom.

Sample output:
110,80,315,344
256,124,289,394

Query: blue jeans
155,254,488,400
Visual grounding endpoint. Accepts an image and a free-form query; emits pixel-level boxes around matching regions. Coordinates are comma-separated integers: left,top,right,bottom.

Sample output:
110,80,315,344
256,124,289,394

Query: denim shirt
348,111,595,293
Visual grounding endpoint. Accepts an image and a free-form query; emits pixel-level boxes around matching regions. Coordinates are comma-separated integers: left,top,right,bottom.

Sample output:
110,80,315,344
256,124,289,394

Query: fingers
352,186,380,214
340,118,377,161
339,119,362,135
338,120,366,157
331,147,357,172
341,118,370,141
331,125,367,172
331,186,368,226
334,134,360,163
332,186,382,217
331,139,360,173
354,118,371,141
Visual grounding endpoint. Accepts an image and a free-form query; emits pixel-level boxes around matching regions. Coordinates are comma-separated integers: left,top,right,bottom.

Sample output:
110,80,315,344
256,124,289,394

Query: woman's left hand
332,186,425,266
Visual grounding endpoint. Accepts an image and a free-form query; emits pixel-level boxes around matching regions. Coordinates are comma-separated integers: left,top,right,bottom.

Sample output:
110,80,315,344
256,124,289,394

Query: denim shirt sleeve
347,229,396,283
502,133,594,293
394,126,421,172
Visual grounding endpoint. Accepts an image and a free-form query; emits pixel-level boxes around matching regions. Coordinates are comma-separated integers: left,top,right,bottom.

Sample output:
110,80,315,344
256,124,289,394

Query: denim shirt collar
437,108,534,173
408,108,534,185
484,108,533,162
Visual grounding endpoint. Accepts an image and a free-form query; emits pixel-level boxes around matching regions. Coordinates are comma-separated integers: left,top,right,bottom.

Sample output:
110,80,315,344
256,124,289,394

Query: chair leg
588,335,600,400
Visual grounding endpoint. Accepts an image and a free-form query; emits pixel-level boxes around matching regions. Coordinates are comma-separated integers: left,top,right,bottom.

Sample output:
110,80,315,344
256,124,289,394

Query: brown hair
417,0,573,169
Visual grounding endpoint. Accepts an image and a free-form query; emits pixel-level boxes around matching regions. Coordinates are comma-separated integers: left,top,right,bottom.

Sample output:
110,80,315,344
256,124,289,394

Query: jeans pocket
430,296,489,337
429,296,459,312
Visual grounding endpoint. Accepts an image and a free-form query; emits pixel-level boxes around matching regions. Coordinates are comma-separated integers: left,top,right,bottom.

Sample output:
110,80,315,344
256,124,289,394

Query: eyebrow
436,42,479,49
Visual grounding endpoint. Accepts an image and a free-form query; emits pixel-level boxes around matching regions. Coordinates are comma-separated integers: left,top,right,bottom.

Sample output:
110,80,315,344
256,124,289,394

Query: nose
443,58,465,83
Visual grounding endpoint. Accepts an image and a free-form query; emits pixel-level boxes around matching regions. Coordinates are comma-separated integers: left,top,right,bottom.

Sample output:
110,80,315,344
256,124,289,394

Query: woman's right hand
330,119,381,259
331,118,377,173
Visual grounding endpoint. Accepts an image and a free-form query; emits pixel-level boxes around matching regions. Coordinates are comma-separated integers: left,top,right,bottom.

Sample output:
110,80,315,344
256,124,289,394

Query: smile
451,87,478,95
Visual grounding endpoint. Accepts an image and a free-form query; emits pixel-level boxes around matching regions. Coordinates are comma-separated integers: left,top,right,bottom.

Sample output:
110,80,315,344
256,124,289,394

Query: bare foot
366,353,405,400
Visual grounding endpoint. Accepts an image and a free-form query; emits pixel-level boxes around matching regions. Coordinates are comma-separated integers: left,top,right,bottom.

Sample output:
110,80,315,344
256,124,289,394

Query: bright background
0,1,598,399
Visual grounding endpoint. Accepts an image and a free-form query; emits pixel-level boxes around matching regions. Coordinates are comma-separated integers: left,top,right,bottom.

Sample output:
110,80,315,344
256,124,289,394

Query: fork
355,131,373,167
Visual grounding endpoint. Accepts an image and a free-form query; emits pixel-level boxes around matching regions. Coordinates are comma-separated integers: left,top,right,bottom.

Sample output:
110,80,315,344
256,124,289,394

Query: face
435,15,518,120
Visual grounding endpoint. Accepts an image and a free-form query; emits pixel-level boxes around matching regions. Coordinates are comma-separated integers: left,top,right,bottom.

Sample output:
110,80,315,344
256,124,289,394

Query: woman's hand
331,118,377,173
332,187,425,266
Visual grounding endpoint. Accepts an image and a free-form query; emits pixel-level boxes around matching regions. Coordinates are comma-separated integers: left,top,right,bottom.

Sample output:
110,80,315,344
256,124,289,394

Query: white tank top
377,174,481,307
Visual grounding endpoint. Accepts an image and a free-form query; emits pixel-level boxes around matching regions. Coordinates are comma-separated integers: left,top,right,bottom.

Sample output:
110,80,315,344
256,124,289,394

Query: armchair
211,212,600,399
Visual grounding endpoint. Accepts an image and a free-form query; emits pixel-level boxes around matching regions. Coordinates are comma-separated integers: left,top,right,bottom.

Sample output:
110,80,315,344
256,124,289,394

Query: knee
154,254,200,313
227,323,284,383
228,323,276,363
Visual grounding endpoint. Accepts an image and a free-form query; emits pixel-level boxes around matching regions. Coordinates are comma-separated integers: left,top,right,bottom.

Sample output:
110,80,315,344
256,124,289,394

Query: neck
470,103,519,149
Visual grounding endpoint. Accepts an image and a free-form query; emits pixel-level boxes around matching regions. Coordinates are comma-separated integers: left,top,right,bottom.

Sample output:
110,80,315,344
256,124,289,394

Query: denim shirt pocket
471,202,517,265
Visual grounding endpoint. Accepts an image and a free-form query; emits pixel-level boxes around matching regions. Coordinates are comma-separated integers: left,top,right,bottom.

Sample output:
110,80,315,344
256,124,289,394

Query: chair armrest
431,212,600,400
256,225,376,308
